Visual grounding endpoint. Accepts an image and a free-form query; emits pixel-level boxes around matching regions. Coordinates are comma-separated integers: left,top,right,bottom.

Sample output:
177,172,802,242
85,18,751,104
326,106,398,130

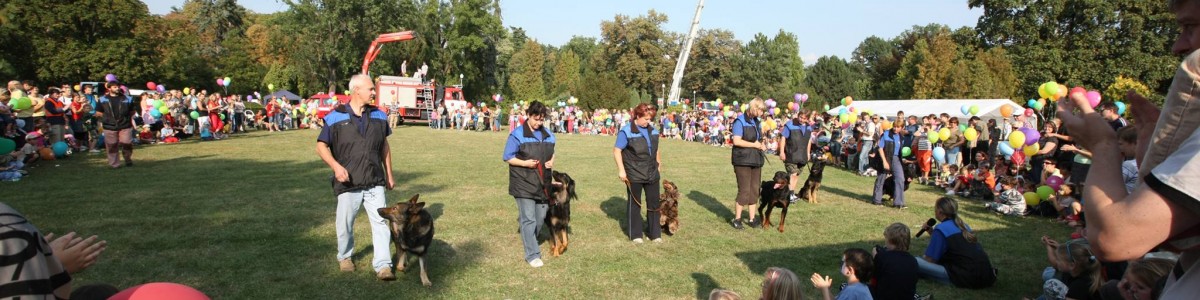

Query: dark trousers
873,155,906,206
626,181,661,240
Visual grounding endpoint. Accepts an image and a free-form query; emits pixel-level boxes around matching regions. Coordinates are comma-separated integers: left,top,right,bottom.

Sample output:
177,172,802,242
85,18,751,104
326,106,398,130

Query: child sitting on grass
1054,185,1081,227
761,267,804,300
0,150,25,181
1037,237,1102,300
970,162,996,201
986,177,1025,216
871,223,917,300
946,164,974,196
812,248,875,300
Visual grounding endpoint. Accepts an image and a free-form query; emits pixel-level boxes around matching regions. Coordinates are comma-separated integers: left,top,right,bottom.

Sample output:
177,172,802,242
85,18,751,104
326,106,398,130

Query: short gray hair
348,74,372,92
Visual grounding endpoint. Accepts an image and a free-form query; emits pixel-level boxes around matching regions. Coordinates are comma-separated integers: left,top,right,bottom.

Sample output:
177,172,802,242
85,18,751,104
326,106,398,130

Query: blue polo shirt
615,124,655,152
502,125,553,161
731,114,758,138
879,131,901,157
780,120,813,139
925,219,971,261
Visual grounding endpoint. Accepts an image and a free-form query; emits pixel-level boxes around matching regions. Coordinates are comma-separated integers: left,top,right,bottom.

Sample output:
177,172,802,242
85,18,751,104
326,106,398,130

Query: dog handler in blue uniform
503,101,556,268
614,103,663,244
873,120,906,208
316,74,396,280
779,110,815,203
730,98,768,229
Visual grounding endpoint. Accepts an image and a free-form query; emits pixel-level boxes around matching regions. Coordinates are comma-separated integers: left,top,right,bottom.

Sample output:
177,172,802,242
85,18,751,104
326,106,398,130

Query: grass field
7,126,1070,299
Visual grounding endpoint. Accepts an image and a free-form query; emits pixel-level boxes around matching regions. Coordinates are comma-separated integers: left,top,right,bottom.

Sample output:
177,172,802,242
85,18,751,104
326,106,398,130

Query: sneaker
896,206,909,210
788,193,799,204
730,218,744,230
945,189,955,195
376,268,396,281
338,259,354,272
632,238,644,244
651,238,663,243
528,258,544,268
746,218,761,228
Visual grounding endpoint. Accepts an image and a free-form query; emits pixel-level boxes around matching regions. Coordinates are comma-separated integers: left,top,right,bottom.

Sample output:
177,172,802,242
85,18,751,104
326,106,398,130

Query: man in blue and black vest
503,101,556,268
614,103,662,243
779,110,815,203
316,74,396,281
96,82,136,168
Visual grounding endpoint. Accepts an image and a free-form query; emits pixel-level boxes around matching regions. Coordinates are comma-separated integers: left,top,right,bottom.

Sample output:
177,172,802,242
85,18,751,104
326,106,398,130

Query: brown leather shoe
377,268,396,281
338,259,354,272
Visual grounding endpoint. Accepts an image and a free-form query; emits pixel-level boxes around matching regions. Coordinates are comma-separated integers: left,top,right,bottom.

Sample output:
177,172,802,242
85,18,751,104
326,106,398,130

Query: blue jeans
947,147,961,166
858,140,875,173
335,186,392,271
515,198,548,262
873,155,906,206
916,257,953,285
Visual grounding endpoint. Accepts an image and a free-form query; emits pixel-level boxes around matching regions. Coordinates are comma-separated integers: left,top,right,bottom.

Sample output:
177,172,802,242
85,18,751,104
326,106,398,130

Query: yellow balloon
964,127,978,142
183,87,191,94
1024,143,1040,156
1009,131,1026,149
848,114,858,124
939,128,951,142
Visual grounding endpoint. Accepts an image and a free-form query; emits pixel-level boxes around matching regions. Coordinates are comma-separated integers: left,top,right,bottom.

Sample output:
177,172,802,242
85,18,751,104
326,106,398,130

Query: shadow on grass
692,273,722,300
601,197,630,235
687,191,734,221
821,185,872,203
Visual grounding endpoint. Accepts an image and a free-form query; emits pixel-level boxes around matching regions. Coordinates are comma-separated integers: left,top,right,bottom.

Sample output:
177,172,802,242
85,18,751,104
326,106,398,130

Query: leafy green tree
804,56,867,108
595,10,673,95
578,71,627,110
682,29,740,102
551,50,583,99
446,0,505,98
508,39,545,102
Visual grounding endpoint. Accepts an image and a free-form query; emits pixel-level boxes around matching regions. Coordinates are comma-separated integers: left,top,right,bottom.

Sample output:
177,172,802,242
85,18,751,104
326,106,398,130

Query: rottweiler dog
797,148,827,203
758,171,792,233
881,161,916,203
545,170,577,257
658,180,681,236
378,194,435,286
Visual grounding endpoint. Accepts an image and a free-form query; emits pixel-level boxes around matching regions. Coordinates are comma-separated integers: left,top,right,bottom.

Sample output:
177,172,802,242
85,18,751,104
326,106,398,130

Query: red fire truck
362,31,466,123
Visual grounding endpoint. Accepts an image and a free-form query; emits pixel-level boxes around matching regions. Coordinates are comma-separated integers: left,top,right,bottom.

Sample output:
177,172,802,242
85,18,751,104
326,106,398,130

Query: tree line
0,0,1177,109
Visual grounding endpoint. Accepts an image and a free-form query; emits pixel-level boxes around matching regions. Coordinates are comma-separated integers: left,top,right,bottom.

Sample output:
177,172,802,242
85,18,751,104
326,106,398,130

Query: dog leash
623,180,643,207
535,161,559,206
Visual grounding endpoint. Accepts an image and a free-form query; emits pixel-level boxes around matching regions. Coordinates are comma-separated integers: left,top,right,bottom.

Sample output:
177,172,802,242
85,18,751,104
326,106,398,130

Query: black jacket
97,94,135,130
731,115,764,167
322,104,390,195
508,123,556,201
619,124,660,183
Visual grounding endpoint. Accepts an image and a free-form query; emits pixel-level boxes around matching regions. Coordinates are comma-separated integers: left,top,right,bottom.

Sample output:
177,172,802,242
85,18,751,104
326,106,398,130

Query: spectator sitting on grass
811,248,875,300
871,223,918,300
761,267,803,300
986,177,1025,216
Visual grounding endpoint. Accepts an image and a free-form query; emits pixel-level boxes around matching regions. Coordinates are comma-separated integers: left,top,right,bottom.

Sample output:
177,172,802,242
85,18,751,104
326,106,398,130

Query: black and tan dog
758,171,792,232
658,180,681,235
796,149,827,203
378,194,434,286
881,161,916,203
545,170,577,257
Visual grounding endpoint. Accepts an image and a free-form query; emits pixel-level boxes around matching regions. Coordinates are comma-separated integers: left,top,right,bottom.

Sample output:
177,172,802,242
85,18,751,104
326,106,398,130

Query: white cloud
801,54,820,66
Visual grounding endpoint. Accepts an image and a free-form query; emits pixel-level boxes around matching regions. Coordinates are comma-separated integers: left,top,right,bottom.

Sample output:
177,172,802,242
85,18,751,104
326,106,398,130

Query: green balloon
190,111,200,119
219,113,226,120
1037,185,1054,200
11,97,32,110
0,138,14,154
902,146,912,157
158,106,169,114
959,124,968,133
968,105,980,115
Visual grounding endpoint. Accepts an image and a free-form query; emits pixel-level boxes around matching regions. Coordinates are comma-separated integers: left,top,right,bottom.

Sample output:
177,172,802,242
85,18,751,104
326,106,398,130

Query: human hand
44,232,107,274
810,273,833,289
1056,93,1117,152
526,159,540,168
332,165,349,182
1041,235,1059,248
386,176,395,190
757,142,767,151
1060,144,1077,152
545,160,554,169
779,153,786,162
618,170,628,183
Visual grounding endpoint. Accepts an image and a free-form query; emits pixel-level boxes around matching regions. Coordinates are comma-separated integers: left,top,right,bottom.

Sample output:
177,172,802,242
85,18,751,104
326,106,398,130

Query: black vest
324,104,390,195
620,124,660,183
783,119,811,165
508,123,556,201
941,229,997,288
731,115,764,167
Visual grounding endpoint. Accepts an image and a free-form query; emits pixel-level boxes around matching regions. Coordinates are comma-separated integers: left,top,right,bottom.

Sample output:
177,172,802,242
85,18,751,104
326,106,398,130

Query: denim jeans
916,257,953,285
873,155,906,206
858,140,875,173
514,198,548,262
335,186,392,271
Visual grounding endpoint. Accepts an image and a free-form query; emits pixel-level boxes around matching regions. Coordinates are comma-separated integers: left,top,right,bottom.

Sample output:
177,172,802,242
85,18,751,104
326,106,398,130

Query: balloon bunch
793,93,809,103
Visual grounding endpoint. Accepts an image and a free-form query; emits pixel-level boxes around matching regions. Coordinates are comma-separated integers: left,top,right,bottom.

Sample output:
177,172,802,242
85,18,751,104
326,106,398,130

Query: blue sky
143,0,982,65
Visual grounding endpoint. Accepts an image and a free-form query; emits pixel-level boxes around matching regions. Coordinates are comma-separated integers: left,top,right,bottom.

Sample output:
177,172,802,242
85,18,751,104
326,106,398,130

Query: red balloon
146,82,157,90
1069,86,1086,97
1024,108,1035,117
110,283,210,300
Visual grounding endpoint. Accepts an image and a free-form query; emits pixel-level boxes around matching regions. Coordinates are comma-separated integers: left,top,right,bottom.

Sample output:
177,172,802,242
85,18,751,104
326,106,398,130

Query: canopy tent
269,90,302,101
824,99,1025,121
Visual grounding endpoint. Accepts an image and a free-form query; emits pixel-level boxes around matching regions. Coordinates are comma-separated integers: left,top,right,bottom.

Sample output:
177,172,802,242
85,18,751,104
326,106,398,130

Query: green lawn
7,126,1069,299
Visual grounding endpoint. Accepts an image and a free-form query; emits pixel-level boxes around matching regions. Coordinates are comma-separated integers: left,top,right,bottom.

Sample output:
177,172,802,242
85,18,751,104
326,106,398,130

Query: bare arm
383,140,394,189
732,136,763,149
614,147,627,182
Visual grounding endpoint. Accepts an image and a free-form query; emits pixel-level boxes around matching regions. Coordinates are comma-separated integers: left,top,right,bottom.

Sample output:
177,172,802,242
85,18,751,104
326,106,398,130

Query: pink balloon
1085,91,1102,108
216,79,224,86
110,282,210,300
802,94,809,101
1024,108,1035,117
1046,175,1065,190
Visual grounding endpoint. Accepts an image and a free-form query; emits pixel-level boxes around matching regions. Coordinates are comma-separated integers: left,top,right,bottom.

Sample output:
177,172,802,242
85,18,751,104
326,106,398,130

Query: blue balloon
1027,99,1037,107
1115,102,1127,115
52,141,68,158
960,105,970,116
839,107,848,115
150,110,163,118
998,141,1015,156
932,146,947,164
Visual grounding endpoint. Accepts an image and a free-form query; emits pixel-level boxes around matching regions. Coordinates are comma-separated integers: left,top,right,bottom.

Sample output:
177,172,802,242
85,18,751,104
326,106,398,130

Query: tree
191,0,247,53
2,0,158,84
1105,75,1156,106
578,71,627,110
550,50,583,99
910,29,958,99
595,11,674,95
728,30,805,103
804,56,867,108
852,36,900,99
280,0,420,92
446,0,505,98
508,39,545,102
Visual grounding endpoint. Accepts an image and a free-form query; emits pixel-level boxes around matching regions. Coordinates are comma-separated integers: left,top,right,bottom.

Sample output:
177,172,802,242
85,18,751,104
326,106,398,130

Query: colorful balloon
939,128,951,142
183,87,190,94
1009,131,1026,148
1024,143,1040,156
268,83,276,90
998,141,1014,156
223,77,232,86
147,82,157,90
969,105,980,116
927,131,940,144
959,124,968,133
1085,91,1102,108
52,141,68,158
1055,83,1068,99
1046,175,1065,191
1069,86,1086,98
190,111,200,119
902,146,912,157
1021,127,1041,146
932,147,947,164
158,106,169,114
794,93,802,101
1037,185,1054,201
216,79,224,86
1000,105,1014,117
964,127,979,141
0,138,14,154
1115,101,1127,115
1038,82,1059,99
110,282,210,300
1024,108,1035,117
105,74,117,83
1024,192,1041,206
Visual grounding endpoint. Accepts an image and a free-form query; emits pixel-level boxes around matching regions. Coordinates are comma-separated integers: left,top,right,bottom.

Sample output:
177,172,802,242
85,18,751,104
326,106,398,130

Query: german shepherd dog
797,148,827,203
758,171,792,232
881,161,916,203
545,170,577,257
658,180,681,235
377,194,435,286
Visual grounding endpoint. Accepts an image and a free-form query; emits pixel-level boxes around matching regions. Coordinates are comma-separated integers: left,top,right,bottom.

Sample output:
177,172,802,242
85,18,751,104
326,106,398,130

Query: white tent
825,99,1025,121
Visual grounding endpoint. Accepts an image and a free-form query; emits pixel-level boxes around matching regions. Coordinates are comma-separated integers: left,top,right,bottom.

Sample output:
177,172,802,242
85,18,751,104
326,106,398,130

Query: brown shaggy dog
658,180,681,235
